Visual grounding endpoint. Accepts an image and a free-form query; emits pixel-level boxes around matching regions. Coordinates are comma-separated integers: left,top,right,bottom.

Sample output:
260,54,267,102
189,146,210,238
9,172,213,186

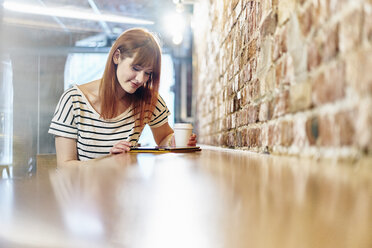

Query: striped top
48,85,170,160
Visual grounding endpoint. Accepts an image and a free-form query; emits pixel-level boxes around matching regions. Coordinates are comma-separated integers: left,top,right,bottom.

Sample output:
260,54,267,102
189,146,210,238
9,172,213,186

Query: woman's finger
110,147,124,154
115,144,131,151
111,143,131,154
116,141,131,147
187,137,197,146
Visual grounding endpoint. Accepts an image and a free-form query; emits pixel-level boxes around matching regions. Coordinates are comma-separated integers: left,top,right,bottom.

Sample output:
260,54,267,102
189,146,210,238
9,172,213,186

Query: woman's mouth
130,82,139,88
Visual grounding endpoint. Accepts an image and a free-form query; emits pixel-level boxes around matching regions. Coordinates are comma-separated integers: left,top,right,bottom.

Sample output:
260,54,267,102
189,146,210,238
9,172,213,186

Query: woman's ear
113,49,120,64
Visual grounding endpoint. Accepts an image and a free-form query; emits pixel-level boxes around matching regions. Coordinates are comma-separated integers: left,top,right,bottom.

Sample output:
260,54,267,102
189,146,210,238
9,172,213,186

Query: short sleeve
48,88,78,139
148,95,171,128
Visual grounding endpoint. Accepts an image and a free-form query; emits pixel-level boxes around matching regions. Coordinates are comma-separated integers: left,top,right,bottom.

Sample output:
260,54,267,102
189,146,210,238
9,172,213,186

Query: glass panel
0,54,13,166
64,53,108,90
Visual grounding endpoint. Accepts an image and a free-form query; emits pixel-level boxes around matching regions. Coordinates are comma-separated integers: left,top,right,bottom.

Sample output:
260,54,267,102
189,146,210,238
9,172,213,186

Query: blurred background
0,0,196,176
1,0,372,178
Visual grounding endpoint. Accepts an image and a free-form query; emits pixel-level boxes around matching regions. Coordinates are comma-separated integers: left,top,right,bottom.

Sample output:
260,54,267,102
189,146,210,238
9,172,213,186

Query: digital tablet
129,146,201,153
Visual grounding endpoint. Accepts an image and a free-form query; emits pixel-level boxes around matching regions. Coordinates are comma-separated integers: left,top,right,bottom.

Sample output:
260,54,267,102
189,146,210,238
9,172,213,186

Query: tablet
129,146,201,153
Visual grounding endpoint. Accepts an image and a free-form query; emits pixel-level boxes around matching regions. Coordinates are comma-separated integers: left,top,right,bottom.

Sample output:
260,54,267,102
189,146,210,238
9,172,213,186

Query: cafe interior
1,0,372,247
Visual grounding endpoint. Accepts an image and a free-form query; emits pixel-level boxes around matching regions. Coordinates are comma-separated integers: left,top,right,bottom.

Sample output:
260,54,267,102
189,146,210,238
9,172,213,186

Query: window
64,53,108,89
0,55,13,166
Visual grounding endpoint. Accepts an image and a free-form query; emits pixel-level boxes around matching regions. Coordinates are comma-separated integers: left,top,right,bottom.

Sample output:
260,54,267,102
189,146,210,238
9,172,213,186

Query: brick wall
193,0,372,159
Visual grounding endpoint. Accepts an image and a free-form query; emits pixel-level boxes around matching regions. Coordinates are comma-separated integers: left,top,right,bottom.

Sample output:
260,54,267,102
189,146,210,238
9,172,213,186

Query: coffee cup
173,123,193,147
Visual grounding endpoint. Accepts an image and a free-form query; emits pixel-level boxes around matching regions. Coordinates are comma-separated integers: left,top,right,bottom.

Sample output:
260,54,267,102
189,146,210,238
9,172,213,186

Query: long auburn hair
99,28,161,127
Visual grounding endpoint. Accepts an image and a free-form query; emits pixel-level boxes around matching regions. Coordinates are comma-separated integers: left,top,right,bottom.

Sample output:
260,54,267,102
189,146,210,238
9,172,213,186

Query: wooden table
1,147,372,248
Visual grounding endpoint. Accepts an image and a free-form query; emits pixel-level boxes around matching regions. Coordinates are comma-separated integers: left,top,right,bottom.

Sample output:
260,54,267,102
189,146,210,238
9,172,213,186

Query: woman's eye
132,66,140,71
145,72,152,76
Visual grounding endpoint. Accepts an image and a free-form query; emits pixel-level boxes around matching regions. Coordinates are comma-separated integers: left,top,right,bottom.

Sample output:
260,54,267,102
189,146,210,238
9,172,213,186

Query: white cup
174,123,193,147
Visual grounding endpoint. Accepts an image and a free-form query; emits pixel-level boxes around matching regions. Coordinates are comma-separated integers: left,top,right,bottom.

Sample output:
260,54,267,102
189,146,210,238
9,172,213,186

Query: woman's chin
121,85,138,94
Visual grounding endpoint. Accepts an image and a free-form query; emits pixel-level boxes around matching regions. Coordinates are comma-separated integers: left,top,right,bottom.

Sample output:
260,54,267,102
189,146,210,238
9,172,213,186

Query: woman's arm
151,122,197,147
151,122,174,146
55,136,82,166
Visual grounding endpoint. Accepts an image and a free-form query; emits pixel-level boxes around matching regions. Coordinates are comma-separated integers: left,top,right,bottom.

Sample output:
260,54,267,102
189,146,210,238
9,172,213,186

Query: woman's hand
187,134,197,146
110,141,131,154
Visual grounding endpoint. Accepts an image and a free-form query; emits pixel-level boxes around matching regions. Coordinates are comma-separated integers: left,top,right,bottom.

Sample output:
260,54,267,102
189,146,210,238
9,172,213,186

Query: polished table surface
1,147,372,248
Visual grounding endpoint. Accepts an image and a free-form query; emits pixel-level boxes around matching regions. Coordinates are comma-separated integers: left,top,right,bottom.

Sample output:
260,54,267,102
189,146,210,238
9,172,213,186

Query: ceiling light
172,33,183,45
2,1,154,25
164,13,186,36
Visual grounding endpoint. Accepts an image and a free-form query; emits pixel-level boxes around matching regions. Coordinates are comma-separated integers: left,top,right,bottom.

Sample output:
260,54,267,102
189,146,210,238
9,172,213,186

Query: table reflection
0,149,371,248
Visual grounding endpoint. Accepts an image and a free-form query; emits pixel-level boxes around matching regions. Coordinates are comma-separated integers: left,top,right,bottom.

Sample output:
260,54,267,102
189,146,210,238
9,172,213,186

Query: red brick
260,124,269,147
268,98,275,120
292,117,307,147
234,56,240,76
298,6,312,36
222,133,229,146
241,127,248,146
232,112,237,129
280,26,288,55
231,0,239,11
312,62,345,106
227,64,234,81
236,130,243,147
272,33,281,61
339,9,363,53
273,90,289,118
234,73,240,92
310,0,329,27
364,7,372,43
307,40,321,71
241,85,250,106
272,0,278,8
318,114,337,146
273,27,288,61
230,98,236,113
247,128,261,147
256,1,262,25
290,82,312,113
250,58,257,78
248,38,257,59
226,115,232,130
317,110,356,146
346,49,372,95
305,116,318,146
278,120,293,146
221,117,226,131
237,108,247,126
228,132,236,147
268,123,279,146
247,104,259,124
223,88,228,102
356,98,372,152
241,63,252,84
260,12,277,37
320,24,339,63
336,110,356,146
249,79,261,100
259,102,270,122
275,60,284,88
282,55,293,86
239,47,247,68
248,2,257,35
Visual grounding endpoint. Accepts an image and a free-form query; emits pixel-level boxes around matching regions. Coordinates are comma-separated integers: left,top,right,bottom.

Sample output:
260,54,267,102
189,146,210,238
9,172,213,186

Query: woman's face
114,52,153,94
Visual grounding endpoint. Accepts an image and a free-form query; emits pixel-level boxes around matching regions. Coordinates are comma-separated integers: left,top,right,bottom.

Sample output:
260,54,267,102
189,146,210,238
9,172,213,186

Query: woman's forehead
134,64,153,71
132,50,156,69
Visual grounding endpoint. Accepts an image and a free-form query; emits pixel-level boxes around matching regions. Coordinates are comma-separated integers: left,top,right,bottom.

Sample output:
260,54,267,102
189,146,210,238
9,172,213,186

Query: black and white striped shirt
48,85,170,160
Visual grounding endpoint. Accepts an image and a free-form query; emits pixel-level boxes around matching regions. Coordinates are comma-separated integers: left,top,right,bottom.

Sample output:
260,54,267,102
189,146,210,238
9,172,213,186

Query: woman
49,28,197,166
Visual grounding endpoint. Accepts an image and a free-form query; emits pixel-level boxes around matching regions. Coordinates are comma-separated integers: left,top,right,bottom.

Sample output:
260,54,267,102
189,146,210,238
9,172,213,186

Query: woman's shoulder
78,80,101,103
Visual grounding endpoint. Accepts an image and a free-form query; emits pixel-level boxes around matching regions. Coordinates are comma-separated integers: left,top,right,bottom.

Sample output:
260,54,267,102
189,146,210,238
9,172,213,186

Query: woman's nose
135,71,146,83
